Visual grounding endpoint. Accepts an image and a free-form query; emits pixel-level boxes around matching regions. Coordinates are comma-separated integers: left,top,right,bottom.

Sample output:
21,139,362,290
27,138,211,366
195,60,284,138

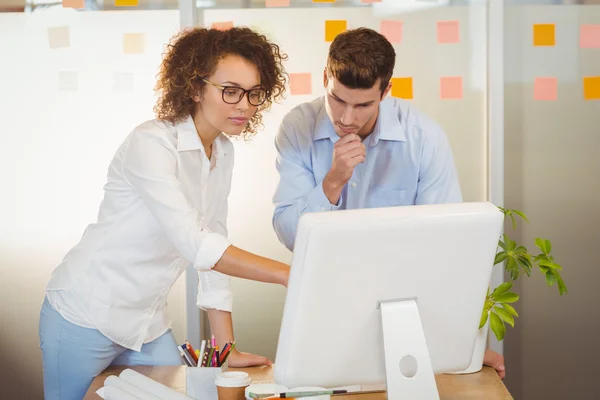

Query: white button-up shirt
46,116,234,351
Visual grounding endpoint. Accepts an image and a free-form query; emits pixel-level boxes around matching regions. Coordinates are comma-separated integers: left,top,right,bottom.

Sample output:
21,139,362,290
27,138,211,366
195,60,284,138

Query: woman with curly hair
39,27,289,400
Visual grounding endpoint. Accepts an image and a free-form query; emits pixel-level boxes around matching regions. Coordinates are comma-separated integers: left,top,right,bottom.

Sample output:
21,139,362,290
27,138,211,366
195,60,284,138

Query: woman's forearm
212,245,289,287
207,309,234,348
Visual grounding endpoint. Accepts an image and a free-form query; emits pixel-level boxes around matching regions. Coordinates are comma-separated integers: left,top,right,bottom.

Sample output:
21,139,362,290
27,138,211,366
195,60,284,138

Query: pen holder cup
186,364,228,400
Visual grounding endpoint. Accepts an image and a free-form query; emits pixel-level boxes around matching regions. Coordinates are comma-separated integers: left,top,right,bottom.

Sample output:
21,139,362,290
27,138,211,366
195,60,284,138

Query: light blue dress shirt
272,96,463,251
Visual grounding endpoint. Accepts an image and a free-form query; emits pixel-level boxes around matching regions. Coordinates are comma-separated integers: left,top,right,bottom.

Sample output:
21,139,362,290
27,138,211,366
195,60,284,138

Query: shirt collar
312,97,407,145
176,115,204,152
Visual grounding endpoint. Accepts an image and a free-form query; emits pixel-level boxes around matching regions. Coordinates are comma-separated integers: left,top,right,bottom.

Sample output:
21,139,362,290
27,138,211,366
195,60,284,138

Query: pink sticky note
361,0,382,3
440,77,463,100
534,77,558,101
437,20,460,44
212,21,234,31
380,20,402,44
265,0,290,6
580,25,600,49
290,73,312,95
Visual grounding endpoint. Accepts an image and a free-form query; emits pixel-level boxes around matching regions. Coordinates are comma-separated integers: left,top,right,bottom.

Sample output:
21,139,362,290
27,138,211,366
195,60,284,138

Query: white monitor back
274,202,504,389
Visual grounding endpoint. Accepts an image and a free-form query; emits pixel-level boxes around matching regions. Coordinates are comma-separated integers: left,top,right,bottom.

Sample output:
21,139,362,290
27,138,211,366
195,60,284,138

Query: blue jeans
39,296,182,400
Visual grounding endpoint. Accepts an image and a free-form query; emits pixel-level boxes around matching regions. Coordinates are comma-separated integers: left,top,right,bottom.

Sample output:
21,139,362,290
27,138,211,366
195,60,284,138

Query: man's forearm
322,174,344,206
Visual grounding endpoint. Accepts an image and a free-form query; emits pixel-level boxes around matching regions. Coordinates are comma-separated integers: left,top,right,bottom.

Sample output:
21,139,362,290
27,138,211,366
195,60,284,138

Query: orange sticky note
325,20,347,42
115,0,138,5
123,33,145,54
534,77,558,101
583,77,600,100
62,0,84,8
391,77,413,100
437,21,460,44
48,26,70,49
265,0,290,6
533,24,555,46
380,20,402,44
212,21,234,31
290,73,312,95
580,25,600,49
440,77,463,100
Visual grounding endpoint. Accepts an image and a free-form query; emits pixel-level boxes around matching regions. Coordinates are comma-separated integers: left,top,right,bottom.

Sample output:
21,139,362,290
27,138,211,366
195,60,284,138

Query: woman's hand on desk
483,348,505,379
226,349,272,368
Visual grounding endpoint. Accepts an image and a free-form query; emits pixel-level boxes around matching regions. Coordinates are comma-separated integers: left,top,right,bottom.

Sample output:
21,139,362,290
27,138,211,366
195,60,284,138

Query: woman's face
193,54,263,136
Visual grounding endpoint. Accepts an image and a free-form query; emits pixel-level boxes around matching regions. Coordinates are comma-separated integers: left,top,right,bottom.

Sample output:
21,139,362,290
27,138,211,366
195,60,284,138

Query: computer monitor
273,202,503,400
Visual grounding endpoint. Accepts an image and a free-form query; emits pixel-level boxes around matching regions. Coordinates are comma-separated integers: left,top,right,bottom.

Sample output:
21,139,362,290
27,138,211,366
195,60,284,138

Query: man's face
323,73,391,138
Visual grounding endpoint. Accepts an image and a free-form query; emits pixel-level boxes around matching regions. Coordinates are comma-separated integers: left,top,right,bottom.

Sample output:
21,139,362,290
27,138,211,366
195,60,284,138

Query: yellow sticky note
391,77,413,100
325,20,347,42
48,26,70,49
583,77,600,100
123,33,145,54
115,0,138,6
533,24,555,47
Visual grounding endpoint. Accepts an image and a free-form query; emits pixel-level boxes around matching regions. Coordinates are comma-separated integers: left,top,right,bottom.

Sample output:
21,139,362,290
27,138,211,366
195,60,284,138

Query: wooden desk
84,365,513,400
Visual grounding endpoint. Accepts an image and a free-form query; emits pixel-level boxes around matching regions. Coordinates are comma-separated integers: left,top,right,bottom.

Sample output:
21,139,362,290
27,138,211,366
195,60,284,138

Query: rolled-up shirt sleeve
121,131,231,271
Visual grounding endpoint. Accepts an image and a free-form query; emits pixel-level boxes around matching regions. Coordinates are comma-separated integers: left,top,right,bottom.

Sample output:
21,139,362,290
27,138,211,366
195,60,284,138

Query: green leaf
539,261,563,270
539,265,549,274
492,282,513,298
533,254,547,263
517,255,533,277
495,292,520,303
490,312,506,341
493,307,515,328
502,303,519,318
509,213,517,230
494,251,508,265
479,309,489,329
535,238,552,255
556,273,568,295
512,210,529,222
514,245,528,255
498,239,507,251
545,270,557,287
503,234,517,251
506,256,517,273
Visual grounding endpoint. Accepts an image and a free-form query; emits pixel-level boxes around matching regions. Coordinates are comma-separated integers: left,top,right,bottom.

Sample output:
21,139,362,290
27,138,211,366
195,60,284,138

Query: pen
181,344,196,367
178,347,193,367
215,347,220,368
185,341,198,363
198,340,206,367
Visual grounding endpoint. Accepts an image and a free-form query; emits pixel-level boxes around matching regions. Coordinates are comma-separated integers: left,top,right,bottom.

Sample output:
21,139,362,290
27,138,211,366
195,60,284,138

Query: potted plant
454,206,568,374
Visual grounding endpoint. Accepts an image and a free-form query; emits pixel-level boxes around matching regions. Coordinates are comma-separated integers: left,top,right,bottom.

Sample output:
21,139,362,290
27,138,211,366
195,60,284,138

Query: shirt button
351,182,357,188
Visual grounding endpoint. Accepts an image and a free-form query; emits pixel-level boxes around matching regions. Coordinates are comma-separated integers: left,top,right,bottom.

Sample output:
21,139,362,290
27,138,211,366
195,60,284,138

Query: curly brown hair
154,27,288,138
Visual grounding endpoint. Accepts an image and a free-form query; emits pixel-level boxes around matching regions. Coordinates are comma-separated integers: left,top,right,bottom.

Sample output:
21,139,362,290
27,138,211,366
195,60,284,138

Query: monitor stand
379,298,440,400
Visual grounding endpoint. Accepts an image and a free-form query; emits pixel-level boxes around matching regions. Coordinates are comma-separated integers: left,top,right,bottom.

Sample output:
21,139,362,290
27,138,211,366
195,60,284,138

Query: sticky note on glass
123,33,145,54
325,20,347,42
534,77,558,101
62,0,84,8
265,0,290,6
58,71,78,92
48,26,70,49
313,0,335,3
580,25,600,49
361,0,382,3
533,24,555,47
290,73,312,95
437,21,460,44
583,77,600,100
381,20,402,44
391,77,413,99
212,21,234,31
440,77,462,100
115,0,138,6
113,72,135,93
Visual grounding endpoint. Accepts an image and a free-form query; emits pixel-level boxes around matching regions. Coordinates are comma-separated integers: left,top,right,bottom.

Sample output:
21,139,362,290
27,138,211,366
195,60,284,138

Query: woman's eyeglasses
202,78,267,107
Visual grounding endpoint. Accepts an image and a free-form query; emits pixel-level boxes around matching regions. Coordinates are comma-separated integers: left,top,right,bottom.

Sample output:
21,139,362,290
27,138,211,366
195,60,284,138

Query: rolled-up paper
104,385,143,400
105,375,163,400
119,368,193,400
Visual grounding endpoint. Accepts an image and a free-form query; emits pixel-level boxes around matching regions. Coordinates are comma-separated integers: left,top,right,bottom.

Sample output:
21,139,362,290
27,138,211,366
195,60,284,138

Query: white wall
201,4,489,360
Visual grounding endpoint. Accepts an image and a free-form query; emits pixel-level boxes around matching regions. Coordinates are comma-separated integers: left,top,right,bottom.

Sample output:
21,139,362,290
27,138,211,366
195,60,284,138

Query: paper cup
215,371,252,400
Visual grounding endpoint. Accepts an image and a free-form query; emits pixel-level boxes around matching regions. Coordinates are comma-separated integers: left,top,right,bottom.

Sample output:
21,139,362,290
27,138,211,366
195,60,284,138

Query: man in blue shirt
272,27,506,379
